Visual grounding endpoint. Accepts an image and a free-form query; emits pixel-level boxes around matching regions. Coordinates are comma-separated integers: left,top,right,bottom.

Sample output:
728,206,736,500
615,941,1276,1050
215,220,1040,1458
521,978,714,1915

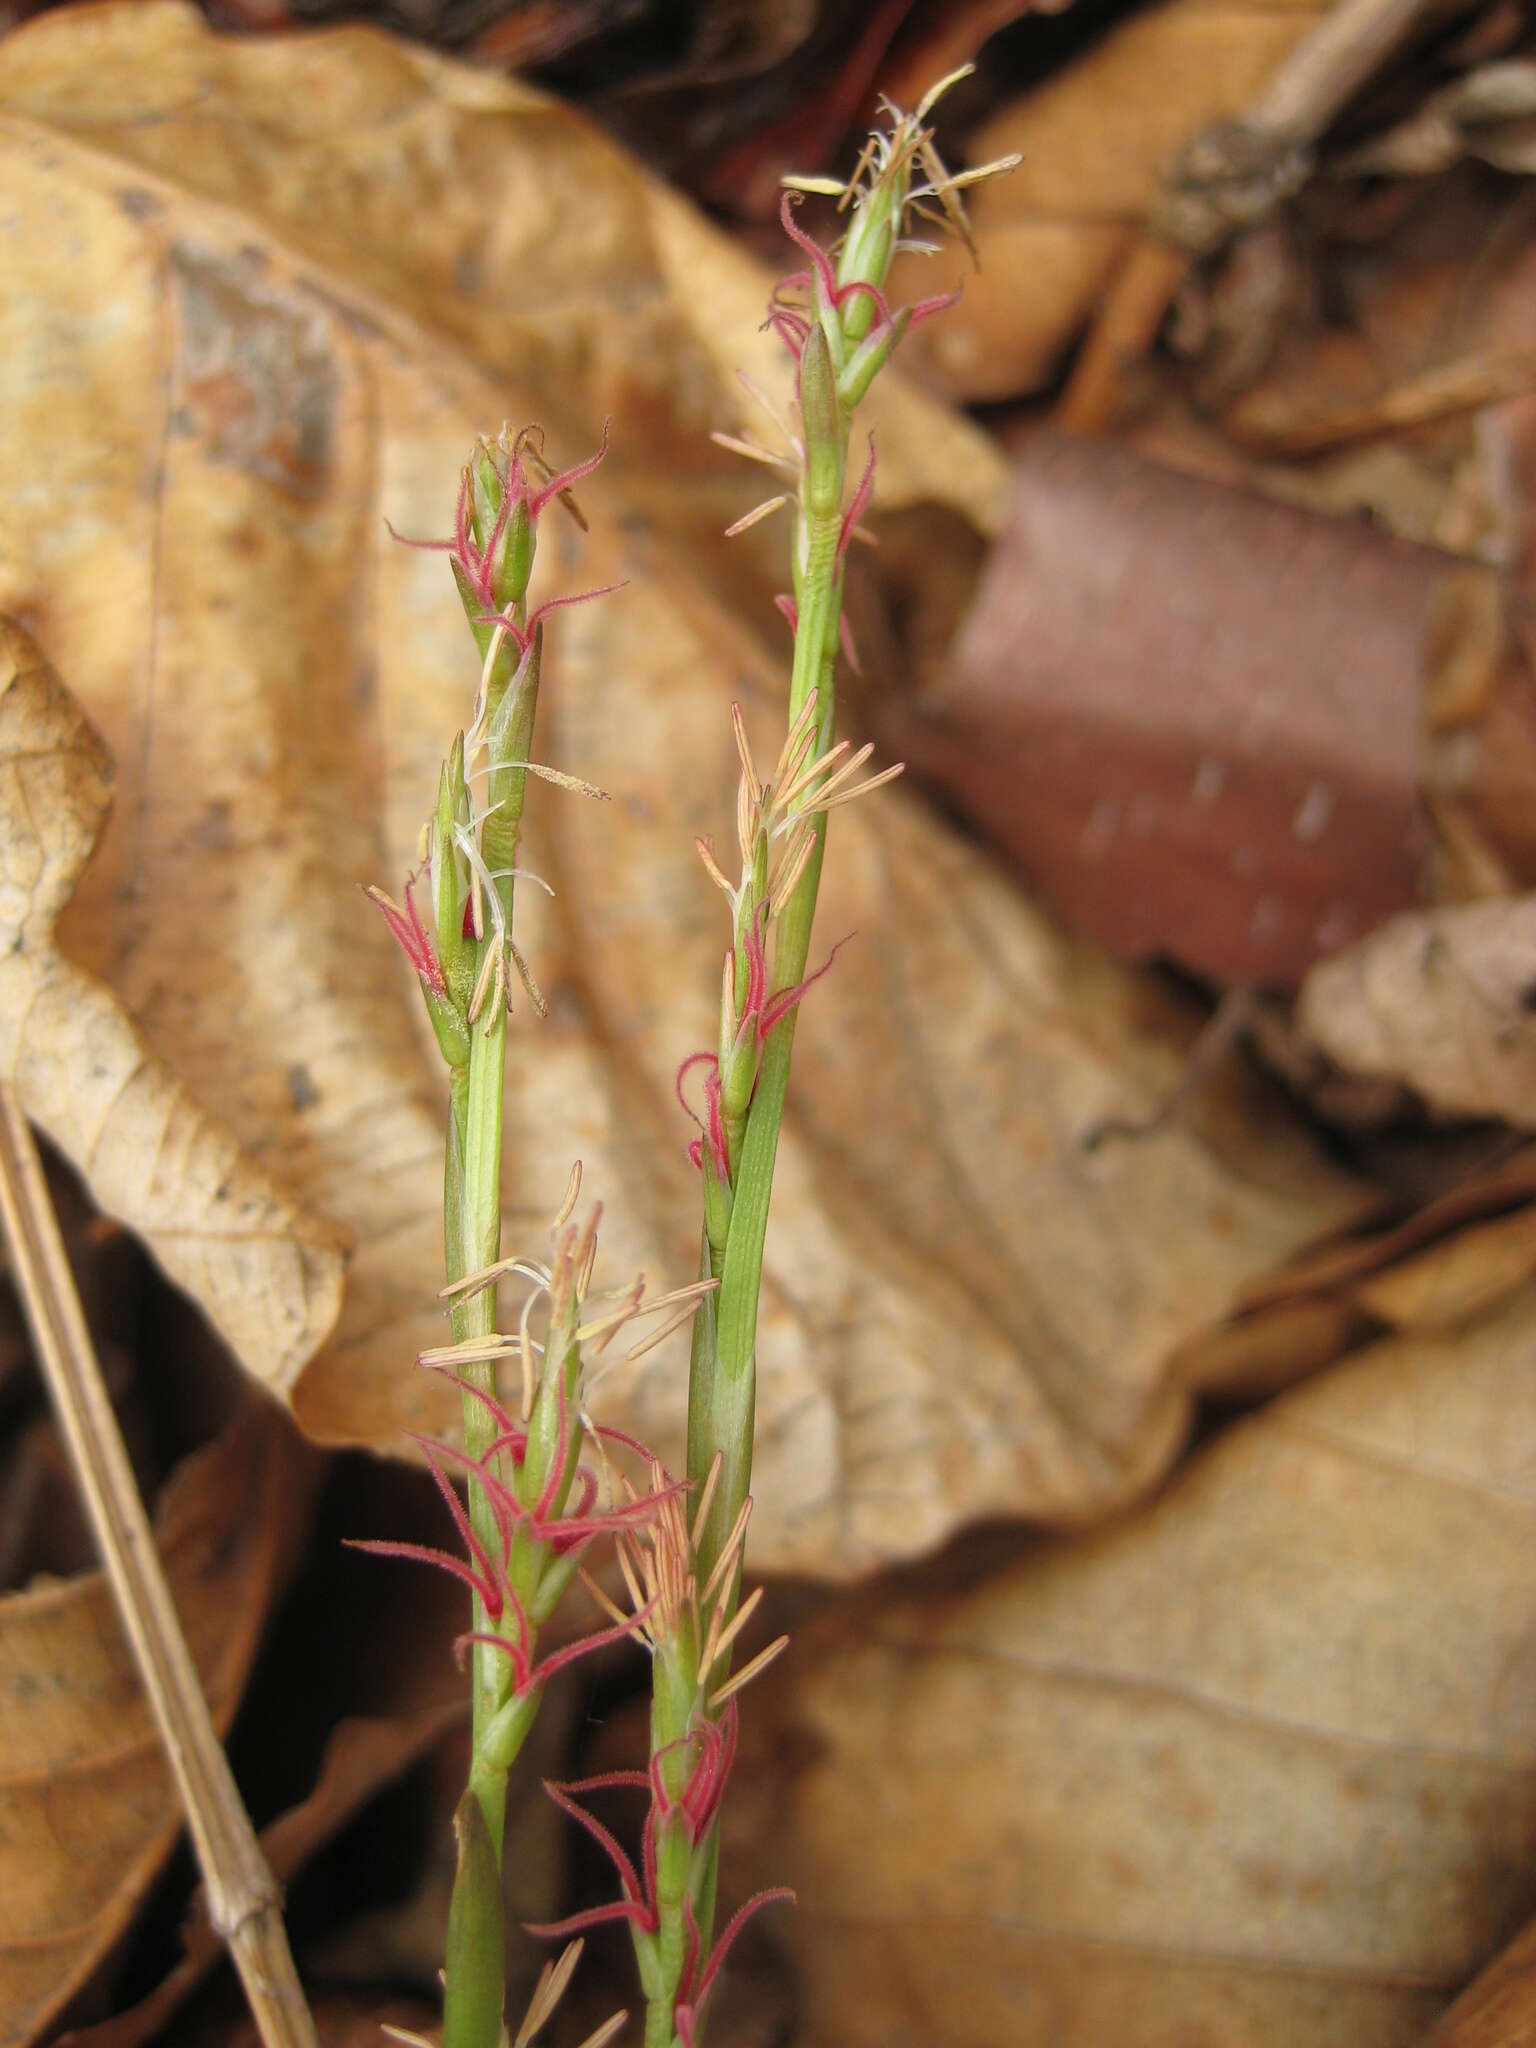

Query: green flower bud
798,323,844,521
839,303,911,409
469,441,534,616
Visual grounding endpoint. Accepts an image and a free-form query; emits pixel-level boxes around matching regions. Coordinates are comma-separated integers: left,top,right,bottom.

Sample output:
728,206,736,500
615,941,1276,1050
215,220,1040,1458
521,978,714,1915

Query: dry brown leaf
888,0,1332,400
57,1703,466,2048
1298,896,1536,1127
0,2,1365,1575
0,1407,300,2047
722,1289,1536,2046
1341,59,1536,179
1234,1144,1536,1318
898,431,1431,987
1176,1139,1536,1396
1169,1287,1367,1400
221,1992,440,2048
1419,1909,1536,2046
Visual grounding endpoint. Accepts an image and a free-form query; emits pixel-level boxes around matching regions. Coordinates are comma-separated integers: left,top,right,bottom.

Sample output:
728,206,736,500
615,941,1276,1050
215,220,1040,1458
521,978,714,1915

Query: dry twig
0,1083,318,2048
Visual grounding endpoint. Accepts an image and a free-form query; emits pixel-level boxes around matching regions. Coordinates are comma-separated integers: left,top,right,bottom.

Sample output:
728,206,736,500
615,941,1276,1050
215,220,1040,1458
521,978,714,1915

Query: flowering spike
778,191,840,311
418,1442,507,1616
527,420,610,518
456,1627,529,1690
676,1900,704,2021
589,1420,658,1462
758,934,850,1038
540,1779,645,1906
418,1363,527,1458
688,1887,796,2011
529,580,627,631
516,1597,660,1698
675,1050,722,1154
366,878,447,998
831,275,895,332
403,1430,519,1556
764,305,810,360
906,284,965,327
344,1538,498,1613
560,1768,651,1796
472,583,626,670
525,1899,654,1942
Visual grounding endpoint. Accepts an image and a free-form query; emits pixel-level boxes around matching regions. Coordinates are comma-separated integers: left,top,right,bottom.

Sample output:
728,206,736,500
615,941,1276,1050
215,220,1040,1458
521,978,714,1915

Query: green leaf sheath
442,1794,505,2048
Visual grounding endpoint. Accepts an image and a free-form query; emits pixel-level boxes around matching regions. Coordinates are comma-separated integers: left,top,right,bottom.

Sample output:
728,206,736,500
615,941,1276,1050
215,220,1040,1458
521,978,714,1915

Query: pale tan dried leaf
0,1409,299,2047
0,3,1365,1575
1298,896,1536,1127
723,1289,1536,2045
889,0,1333,400
1352,1204,1536,1331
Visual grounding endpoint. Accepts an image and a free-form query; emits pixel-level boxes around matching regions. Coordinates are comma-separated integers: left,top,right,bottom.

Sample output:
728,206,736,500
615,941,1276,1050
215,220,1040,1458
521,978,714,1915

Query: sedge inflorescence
678,693,896,1263
361,67,1016,2048
369,425,618,1060
534,1452,791,2046
353,1166,715,1747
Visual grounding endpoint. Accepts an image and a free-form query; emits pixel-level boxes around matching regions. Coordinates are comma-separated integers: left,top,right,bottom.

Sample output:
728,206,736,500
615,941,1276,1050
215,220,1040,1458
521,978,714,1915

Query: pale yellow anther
438,1253,549,1305
700,1495,753,1608
777,734,854,813
779,172,846,197
521,760,610,802
514,1940,585,2048
707,1582,765,1676
815,759,904,817
707,1633,790,1709
507,935,547,1018
573,2014,627,2048
553,1158,583,1231
418,1334,515,1369
915,61,974,121
768,826,816,918
690,1450,724,1551
730,703,762,805
709,430,796,475
622,1296,708,1365
577,1564,633,1634
466,938,498,1026
724,494,790,539
696,834,735,898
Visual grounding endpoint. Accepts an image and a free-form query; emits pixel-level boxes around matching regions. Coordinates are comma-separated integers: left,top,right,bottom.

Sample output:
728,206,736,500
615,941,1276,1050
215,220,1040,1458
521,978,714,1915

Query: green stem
690,506,840,1588
451,1004,511,1850
442,595,544,2048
